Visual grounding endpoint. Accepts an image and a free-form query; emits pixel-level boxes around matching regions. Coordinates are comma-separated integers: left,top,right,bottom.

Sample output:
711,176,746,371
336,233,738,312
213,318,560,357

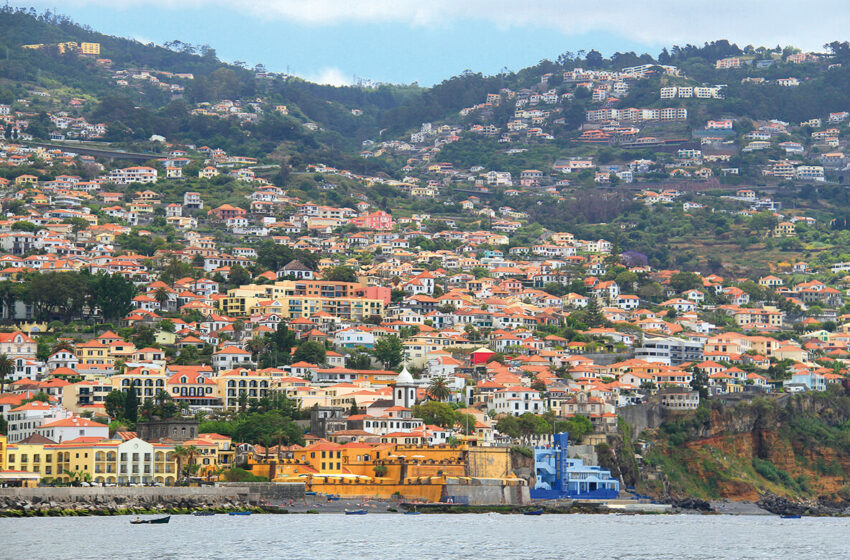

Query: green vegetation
642,392,850,500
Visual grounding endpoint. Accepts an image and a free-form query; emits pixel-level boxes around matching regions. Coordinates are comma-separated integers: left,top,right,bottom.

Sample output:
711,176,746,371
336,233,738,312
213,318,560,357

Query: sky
9,1,850,86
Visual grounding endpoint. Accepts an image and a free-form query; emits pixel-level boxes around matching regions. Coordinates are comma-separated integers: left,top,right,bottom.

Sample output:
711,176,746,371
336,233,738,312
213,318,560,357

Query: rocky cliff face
642,392,850,504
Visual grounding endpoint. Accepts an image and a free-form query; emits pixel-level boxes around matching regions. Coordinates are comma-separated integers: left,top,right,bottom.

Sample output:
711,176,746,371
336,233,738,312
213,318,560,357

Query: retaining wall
0,483,305,510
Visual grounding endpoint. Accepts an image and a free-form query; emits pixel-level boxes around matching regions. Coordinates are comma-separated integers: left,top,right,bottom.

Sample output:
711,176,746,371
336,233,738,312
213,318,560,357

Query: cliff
638,391,850,505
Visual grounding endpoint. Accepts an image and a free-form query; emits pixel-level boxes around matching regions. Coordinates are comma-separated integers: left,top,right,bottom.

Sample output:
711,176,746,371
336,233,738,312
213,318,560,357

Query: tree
495,415,521,439
348,352,373,370
373,335,404,369
322,265,357,283
232,319,245,341
690,367,709,400
518,413,550,445
555,415,594,443
105,389,126,420
89,273,136,321
172,445,190,483
292,341,326,365
259,323,297,367
181,445,200,480
669,272,703,293
132,325,156,348
11,221,39,232
554,416,593,443
124,387,139,423
0,354,12,393
154,286,169,310
229,264,251,287
427,376,452,402
412,401,459,429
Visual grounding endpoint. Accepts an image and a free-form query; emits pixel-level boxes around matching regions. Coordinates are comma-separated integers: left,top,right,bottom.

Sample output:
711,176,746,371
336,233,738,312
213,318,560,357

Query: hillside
0,8,421,161
634,392,850,505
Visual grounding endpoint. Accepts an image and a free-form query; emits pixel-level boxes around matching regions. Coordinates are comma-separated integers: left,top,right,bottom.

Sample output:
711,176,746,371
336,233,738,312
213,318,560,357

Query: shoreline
0,502,839,518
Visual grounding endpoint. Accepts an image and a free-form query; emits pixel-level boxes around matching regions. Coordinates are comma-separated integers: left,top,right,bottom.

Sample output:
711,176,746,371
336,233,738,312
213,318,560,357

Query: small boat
404,510,421,515
522,509,544,516
345,509,368,515
781,514,802,519
228,511,252,516
130,516,170,524
193,511,215,516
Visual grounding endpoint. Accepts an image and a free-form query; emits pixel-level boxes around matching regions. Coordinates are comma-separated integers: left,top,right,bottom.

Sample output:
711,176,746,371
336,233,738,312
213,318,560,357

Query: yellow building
75,340,115,367
6,437,177,485
214,369,272,410
220,280,385,320
61,379,114,414
80,42,101,55
183,433,235,479
111,365,168,400
0,435,6,470
252,441,524,502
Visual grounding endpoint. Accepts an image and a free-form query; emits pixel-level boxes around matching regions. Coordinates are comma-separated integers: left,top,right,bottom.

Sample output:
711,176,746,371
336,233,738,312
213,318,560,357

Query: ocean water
0,513,846,560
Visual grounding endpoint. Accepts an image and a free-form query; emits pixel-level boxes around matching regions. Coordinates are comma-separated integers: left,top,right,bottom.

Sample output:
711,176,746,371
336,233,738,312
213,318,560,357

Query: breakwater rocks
0,483,305,517
665,496,713,513
757,492,850,517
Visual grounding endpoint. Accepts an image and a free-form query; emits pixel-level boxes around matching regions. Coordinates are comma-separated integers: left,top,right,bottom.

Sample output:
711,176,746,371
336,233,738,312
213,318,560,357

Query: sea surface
0,513,846,560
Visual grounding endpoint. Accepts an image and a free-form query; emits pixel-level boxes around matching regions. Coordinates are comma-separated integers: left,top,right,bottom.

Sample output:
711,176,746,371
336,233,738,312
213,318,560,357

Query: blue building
530,432,620,500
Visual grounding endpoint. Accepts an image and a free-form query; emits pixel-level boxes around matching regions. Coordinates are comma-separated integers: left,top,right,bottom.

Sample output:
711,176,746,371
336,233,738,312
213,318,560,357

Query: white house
490,386,544,417
4,401,72,443
212,346,255,371
35,415,109,443
333,328,376,349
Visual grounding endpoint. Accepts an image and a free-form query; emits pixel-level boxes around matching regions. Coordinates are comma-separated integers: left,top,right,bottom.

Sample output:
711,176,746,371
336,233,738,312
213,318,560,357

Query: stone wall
444,478,529,505
619,403,665,439
568,444,599,466
218,482,304,503
0,483,304,512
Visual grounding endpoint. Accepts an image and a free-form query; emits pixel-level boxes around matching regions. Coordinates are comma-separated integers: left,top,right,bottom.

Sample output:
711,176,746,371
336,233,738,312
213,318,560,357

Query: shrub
511,446,533,459
221,468,268,482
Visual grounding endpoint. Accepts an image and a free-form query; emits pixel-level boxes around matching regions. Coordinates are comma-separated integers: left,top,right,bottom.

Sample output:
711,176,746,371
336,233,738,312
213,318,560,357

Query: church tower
393,366,417,408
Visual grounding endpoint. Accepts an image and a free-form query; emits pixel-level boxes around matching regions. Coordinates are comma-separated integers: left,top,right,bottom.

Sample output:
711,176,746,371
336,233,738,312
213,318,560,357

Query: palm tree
208,465,226,482
183,445,199,481
0,353,13,393
172,445,189,483
428,376,451,402
232,319,246,343
154,287,169,311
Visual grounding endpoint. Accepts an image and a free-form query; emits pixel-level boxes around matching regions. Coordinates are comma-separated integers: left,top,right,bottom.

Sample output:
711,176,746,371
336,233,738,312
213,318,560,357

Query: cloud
298,67,352,87
20,0,850,50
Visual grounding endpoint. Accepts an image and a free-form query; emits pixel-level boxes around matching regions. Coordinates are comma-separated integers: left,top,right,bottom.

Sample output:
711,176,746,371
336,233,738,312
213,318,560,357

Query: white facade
490,387,544,417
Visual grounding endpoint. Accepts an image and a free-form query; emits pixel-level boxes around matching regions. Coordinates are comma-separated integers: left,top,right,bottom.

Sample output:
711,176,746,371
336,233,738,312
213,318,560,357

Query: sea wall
0,483,305,513
445,478,529,505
